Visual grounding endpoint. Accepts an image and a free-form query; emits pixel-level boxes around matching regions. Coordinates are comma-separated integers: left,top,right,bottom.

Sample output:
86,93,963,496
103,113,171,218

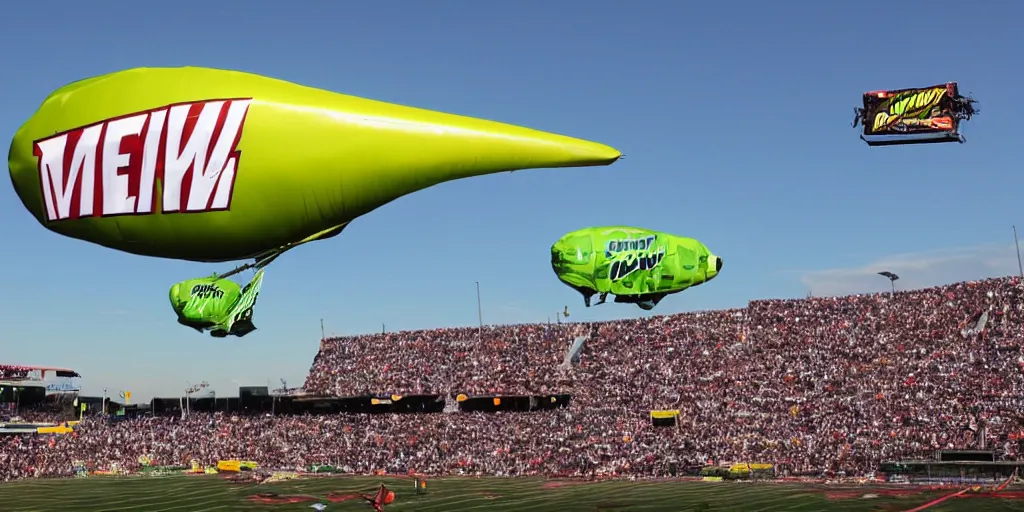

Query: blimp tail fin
218,269,264,338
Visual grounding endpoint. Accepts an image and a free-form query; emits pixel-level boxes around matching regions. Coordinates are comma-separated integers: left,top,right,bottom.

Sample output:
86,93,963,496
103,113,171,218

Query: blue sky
1,1,1021,400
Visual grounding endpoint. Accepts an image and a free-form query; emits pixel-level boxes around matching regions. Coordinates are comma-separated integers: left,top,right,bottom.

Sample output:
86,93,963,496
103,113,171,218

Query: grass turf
3,476,1024,511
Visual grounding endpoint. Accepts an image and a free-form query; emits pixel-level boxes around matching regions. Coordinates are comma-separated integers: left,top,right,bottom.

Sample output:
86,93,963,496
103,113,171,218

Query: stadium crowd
3,276,1024,482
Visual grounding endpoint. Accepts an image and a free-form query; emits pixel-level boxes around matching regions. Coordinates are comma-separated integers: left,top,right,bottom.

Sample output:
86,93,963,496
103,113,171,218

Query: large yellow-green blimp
8,67,620,263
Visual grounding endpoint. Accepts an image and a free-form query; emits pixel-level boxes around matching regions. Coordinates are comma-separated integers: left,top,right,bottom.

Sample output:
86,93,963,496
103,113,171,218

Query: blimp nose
392,114,622,182
551,235,593,266
168,283,185,312
706,254,722,280
551,241,574,266
464,130,621,173
554,141,621,167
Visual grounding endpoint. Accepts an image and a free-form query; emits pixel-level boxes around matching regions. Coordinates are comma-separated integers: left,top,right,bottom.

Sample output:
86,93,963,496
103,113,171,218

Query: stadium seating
2,276,1023,481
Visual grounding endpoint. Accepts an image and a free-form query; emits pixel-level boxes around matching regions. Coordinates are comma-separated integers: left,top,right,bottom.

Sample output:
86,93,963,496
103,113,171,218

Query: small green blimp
169,270,264,338
8,67,620,336
551,227,721,310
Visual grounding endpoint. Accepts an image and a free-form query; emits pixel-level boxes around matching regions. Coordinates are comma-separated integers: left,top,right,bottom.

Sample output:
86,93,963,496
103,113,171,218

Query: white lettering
137,110,166,214
35,99,251,222
37,125,102,221
101,114,147,215
189,99,250,211
163,101,226,213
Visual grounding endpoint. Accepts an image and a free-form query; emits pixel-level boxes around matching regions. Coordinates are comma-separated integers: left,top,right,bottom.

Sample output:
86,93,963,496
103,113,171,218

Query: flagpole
475,281,483,339
1014,226,1023,279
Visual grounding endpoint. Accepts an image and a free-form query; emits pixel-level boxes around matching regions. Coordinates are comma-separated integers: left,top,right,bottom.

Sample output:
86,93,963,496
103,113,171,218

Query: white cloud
801,244,1021,297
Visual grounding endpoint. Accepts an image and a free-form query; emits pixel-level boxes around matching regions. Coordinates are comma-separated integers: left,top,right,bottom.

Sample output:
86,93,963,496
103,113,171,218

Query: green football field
2,475,1024,512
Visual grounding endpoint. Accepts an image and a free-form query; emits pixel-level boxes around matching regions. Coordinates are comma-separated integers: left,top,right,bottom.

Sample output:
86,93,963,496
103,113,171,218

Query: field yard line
902,487,970,512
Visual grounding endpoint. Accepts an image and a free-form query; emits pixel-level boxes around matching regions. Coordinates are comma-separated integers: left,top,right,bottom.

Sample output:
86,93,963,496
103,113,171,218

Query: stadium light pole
878,271,899,295
475,281,483,338
1014,226,1023,279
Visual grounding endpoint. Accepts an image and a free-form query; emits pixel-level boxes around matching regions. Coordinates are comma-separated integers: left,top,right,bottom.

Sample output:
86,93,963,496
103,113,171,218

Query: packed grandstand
3,275,1023,483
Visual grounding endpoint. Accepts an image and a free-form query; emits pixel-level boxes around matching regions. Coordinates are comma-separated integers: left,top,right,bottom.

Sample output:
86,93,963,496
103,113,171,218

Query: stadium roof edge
0,364,82,378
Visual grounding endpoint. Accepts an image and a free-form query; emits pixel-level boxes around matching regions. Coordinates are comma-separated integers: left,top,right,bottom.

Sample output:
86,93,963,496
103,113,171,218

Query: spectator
2,276,1023,482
